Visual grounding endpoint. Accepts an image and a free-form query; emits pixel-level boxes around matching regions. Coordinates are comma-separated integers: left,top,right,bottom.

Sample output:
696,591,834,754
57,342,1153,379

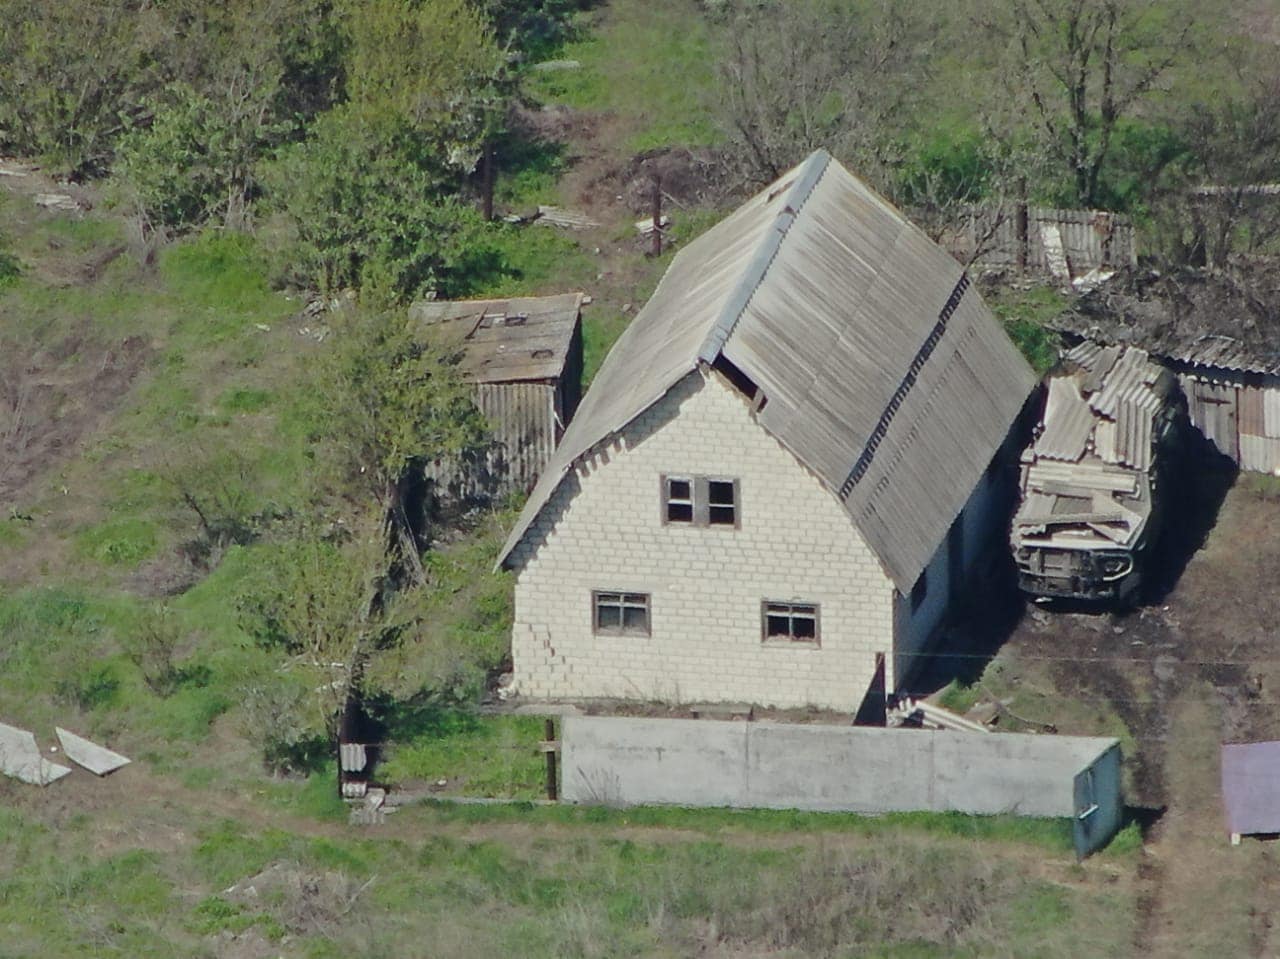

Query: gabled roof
410,293,582,383
498,151,1036,592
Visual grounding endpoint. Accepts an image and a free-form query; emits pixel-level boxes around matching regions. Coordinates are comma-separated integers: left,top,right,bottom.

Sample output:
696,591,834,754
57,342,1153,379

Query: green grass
526,0,721,151
988,284,1068,375
74,516,160,567
936,678,981,714
470,222,597,298
405,799,1077,850
380,713,546,797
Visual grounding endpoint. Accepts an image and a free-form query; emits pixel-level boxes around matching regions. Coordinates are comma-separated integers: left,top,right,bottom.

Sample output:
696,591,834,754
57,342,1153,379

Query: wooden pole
1016,180,1029,275
482,143,495,222
651,175,663,258
544,718,558,801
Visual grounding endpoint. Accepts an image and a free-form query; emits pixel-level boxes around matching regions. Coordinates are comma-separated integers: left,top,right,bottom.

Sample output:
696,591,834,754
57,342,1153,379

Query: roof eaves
696,150,831,365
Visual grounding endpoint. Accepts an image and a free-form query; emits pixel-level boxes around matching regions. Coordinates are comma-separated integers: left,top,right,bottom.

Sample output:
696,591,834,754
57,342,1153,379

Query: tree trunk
384,478,426,586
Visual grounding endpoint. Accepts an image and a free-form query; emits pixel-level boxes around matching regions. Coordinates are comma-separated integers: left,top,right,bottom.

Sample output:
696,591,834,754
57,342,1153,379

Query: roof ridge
696,149,832,364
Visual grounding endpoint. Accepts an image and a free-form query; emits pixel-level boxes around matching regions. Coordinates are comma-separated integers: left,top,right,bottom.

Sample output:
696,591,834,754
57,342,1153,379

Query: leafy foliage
266,107,502,299
315,304,488,503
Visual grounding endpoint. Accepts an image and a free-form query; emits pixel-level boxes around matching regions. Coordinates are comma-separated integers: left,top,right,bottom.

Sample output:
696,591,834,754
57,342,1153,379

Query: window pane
667,503,694,522
766,613,791,637
668,479,691,500
623,594,648,606
596,605,622,629
622,605,648,630
792,613,817,639
709,506,735,525
708,480,735,506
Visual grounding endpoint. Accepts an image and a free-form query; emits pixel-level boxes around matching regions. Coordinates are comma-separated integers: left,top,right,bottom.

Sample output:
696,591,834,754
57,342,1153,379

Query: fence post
545,718,558,801
651,175,663,258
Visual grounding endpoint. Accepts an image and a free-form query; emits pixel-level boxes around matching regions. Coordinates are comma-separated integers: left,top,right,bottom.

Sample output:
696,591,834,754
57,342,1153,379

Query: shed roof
1053,265,1280,376
498,151,1036,592
410,292,583,383
1221,741,1280,836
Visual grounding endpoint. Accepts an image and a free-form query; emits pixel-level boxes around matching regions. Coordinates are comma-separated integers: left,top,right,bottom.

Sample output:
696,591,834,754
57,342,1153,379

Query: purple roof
1221,741,1280,835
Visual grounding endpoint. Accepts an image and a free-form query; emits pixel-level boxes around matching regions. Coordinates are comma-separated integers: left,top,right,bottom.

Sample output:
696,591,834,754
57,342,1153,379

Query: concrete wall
509,370,895,710
562,716,1122,835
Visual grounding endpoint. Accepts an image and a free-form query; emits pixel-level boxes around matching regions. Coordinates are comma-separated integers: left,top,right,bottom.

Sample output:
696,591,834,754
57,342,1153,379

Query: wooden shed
411,293,585,496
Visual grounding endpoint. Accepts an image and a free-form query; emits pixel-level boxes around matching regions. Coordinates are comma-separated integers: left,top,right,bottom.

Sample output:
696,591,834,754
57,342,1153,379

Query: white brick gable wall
507,369,895,710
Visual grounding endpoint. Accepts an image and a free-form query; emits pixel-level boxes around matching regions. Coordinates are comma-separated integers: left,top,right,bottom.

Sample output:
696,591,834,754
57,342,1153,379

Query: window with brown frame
762,601,820,644
661,475,739,527
593,591,651,636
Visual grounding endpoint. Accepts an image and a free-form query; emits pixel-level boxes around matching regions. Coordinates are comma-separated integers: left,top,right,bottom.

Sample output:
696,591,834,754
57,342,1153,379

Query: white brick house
498,151,1037,712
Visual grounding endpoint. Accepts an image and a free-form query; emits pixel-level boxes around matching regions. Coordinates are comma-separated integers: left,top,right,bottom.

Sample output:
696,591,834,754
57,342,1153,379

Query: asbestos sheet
0,722,71,786
1035,377,1094,461
55,727,130,776
1265,388,1280,440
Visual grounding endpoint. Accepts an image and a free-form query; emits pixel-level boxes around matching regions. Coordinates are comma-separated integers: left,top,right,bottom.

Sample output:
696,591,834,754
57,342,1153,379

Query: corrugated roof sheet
1012,345,1172,550
1035,377,1094,461
410,293,583,383
498,151,1036,592
1222,741,1280,836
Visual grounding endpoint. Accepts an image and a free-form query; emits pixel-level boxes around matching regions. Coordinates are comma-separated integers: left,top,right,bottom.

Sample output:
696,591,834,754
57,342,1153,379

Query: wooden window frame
761,600,821,646
660,474,740,529
592,590,651,637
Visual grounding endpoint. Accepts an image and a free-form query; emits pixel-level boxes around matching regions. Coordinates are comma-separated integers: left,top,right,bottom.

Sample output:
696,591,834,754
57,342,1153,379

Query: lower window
593,591,651,635
763,601,819,644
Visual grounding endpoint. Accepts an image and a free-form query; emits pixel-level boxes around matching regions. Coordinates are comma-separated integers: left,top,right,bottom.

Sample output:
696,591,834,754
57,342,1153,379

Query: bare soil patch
0,328,151,508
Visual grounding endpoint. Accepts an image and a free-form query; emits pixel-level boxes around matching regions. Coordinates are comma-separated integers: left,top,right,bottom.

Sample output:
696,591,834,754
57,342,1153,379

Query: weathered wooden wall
969,207,1137,276
426,381,560,500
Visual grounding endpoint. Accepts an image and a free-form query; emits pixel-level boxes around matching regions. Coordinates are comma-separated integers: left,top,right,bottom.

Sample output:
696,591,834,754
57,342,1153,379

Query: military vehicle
1011,343,1182,602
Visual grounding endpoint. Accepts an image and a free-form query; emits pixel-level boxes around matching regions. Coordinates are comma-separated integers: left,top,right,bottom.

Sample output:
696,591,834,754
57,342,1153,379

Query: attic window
664,476,694,522
708,480,736,525
763,601,820,645
662,475,739,527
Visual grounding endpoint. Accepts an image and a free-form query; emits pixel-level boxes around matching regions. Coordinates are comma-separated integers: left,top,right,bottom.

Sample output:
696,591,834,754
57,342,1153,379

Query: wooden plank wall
1179,374,1280,473
426,381,559,499
969,207,1137,274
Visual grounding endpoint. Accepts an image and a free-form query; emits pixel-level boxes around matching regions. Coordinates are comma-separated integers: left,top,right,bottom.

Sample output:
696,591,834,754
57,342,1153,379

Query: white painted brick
511,372,897,710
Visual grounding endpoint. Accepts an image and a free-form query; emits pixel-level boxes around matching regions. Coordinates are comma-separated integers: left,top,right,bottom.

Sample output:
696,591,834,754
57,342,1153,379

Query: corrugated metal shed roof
498,151,1036,592
1222,741,1280,837
410,293,583,383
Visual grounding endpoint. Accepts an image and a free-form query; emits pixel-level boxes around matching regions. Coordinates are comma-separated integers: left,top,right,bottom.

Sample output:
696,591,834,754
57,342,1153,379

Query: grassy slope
8,0,1273,955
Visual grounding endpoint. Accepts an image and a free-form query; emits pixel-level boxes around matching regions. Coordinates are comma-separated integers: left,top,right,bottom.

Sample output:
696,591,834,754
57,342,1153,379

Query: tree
240,522,398,744
715,0,932,186
115,0,341,230
268,0,509,298
1173,69,1280,269
316,304,488,583
266,107,503,298
998,0,1194,209
0,0,157,176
